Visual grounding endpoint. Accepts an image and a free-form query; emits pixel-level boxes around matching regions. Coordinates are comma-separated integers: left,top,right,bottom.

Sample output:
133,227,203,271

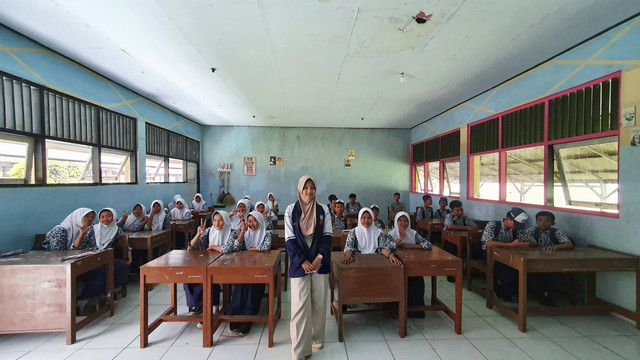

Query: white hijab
122,203,146,231
208,210,232,247
150,200,166,230
168,194,181,210
59,207,96,249
229,199,252,230
255,201,268,218
192,193,206,211
266,192,277,212
355,208,381,254
93,208,119,249
170,197,190,219
390,211,417,245
244,211,266,249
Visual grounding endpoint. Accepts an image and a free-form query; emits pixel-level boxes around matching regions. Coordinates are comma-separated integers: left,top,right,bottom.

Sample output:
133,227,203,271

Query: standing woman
285,175,333,360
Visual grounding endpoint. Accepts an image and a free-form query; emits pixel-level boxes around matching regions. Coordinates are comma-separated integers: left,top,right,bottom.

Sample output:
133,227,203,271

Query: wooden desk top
491,246,638,263
0,249,111,266
193,212,212,220
170,219,198,225
142,249,221,269
124,230,171,239
210,250,280,269
442,229,482,239
330,251,401,271
394,247,460,276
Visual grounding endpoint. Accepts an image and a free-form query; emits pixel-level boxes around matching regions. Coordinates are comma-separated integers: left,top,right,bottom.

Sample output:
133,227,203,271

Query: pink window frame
410,128,461,198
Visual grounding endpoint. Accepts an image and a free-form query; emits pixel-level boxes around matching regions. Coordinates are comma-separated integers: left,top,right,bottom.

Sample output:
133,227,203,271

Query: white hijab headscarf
170,197,190,219
93,208,119,249
244,211,266,249
254,201,268,218
59,207,96,249
122,203,146,231
208,210,232,247
168,194,181,210
266,192,277,212
390,211,417,245
192,193,206,211
355,208,381,254
230,199,252,230
150,200,166,230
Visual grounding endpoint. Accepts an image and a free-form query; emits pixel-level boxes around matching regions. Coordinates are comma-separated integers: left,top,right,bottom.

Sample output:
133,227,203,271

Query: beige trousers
290,272,329,360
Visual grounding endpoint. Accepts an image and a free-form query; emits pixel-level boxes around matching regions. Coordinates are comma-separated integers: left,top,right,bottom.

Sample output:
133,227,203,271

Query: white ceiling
1,0,639,129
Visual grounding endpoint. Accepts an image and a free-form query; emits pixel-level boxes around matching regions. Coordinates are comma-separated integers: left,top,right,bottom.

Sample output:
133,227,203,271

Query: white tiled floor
1,277,638,360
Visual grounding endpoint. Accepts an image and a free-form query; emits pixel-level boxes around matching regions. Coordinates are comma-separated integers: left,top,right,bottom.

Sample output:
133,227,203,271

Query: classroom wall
409,15,640,311
0,26,201,252
200,126,410,221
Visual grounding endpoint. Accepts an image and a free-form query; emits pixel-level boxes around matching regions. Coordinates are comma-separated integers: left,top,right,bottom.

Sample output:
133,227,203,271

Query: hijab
266,192,278,212
122,203,146,231
168,194,181,210
229,199,252,230
93,208,119,249
192,193,206,211
208,210,232,247
355,208,381,254
150,200,166,230
390,211,417,245
170,197,190,219
243,195,253,211
59,207,96,249
244,211,266,249
297,175,317,236
255,201,268,218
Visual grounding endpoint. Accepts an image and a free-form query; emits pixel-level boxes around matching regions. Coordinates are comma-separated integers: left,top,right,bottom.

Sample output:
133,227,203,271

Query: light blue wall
200,126,410,222
410,16,640,311
0,26,201,252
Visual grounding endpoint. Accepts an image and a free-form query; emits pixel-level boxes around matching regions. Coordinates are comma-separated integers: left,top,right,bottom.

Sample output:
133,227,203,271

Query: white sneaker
312,341,323,350
196,322,203,328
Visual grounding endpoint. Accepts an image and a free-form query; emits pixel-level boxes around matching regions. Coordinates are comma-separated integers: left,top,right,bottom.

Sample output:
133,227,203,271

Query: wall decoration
269,156,276,165
276,156,283,165
622,106,636,127
344,159,351,168
631,128,640,146
243,156,256,175
348,150,355,159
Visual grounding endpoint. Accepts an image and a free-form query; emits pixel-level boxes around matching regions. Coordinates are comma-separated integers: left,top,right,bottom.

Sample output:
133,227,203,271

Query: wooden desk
332,230,348,251
193,211,213,226
417,219,445,240
486,246,640,332
171,220,199,249
329,252,406,341
125,230,171,264
441,229,482,259
208,250,282,347
271,230,288,291
140,250,221,347
394,248,463,334
0,250,114,344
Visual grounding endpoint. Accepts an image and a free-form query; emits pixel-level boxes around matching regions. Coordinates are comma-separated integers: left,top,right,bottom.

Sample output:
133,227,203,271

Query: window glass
553,137,618,213
426,161,440,194
46,140,93,184
0,134,34,184
101,149,133,183
471,153,499,200
505,146,544,205
443,160,460,196
413,164,425,193
146,155,165,183
169,158,185,182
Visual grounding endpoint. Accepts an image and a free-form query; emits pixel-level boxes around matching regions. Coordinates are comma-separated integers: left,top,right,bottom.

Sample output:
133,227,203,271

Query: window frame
411,129,461,198
145,123,199,185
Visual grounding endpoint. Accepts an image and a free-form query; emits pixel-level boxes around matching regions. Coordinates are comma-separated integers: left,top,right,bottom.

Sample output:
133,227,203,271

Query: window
426,161,440,194
146,155,165,183
46,140,94,184
145,123,199,184
0,133,34,184
413,164,425,193
468,72,620,215
411,130,460,196
443,160,460,197
169,158,185,182
101,148,133,184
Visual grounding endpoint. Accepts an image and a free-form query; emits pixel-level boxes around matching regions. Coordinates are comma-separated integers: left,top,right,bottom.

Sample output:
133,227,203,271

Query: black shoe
408,311,425,318
447,276,455,283
540,293,557,307
189,306,203,315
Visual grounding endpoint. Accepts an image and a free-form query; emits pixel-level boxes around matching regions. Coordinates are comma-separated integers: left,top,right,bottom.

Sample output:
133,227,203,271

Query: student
416,195,434,220
520,210,573,306
118,203,148,232
342,208,400,265
480,207,536,301
147,200,171,230
266,192,279,215
255,201,277,232
185,211,239,326
345,193,362,214
285,175,333,360
224,210,272,335
434,197,451,219
170,197,192,221
443,200,478,231
229,199,251,230
389,192,405,212
191,193,207,213
331,199,347,231
327,194,337,217
243,195,254,211
40,207,96,250
168,194,182,211
370,204,386,229
389,211,432,318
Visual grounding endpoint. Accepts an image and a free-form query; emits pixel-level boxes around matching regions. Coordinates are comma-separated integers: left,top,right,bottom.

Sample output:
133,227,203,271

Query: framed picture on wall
269,156,276,165
243,156,256,175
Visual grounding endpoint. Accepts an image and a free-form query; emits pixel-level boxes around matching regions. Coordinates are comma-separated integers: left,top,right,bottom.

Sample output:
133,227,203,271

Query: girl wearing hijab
255,201,277,233
285,175,333,360
389,211,432,318
228,198,251,231
266,192,279,215
40,207,96,250
225,210,271,335
168,194,182,211
342,208,400,265
170,197,192,221
184,210,240,326
191,193,207,213
118,203,148,232
147,200,171,230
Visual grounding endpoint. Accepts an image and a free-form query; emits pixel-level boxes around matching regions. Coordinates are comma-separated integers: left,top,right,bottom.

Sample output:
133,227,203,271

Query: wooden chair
34,234,46,248
466,235,487,296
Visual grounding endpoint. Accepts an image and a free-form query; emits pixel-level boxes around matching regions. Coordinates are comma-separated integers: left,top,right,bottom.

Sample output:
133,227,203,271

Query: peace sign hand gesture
196,219,207,236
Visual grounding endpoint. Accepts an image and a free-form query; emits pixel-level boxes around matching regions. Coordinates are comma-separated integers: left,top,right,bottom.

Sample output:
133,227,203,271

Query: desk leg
431,276,437,306
517,259,527,332
146,239,152,265
140,273,149,348
170,283,177,315
268,274,275,347
203,279,212,347
636,264,640,330
455,266,462,334
106,258,115,317
486,249,494,309
67,270,77,345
